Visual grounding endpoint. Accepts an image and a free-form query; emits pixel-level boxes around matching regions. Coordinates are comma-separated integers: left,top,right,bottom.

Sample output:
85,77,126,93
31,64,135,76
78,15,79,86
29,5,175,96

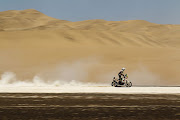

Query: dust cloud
0,59,162,87
129,66,161,86
0,58,103,87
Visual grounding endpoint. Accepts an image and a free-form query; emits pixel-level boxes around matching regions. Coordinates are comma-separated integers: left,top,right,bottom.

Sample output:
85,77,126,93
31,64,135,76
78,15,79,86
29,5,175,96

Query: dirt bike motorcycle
111,74,132,87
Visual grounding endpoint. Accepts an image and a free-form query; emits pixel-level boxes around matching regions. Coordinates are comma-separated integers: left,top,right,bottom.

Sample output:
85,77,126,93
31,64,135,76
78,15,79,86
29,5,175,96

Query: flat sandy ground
0,86,179,119
0,86,180,94
0,93,179,120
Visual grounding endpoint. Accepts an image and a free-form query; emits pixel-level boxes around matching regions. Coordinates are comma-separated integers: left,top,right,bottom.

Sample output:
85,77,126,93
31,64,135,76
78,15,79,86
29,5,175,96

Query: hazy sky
0,0,180,24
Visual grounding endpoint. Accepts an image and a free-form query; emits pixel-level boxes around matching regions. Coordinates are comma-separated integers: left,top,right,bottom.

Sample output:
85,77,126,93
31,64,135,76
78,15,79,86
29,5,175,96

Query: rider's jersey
118,70,125,80
118,70,124,76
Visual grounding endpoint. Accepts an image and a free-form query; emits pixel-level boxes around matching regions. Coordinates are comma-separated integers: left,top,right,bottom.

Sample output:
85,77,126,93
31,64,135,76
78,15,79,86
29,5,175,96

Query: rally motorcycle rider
118,68,126,82
111,67,132,87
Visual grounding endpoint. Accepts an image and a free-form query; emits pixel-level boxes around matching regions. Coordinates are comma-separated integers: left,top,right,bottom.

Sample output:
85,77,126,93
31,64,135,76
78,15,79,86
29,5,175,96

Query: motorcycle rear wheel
113,82,117,87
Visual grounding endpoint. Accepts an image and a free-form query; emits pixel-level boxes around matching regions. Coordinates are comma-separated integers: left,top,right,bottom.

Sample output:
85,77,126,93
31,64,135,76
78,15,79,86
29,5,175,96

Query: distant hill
0,9,69,31
0,9,180,47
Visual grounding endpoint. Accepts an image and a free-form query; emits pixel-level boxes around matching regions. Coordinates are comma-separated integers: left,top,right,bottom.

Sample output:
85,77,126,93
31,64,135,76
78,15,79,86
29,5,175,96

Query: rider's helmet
122,67,126,71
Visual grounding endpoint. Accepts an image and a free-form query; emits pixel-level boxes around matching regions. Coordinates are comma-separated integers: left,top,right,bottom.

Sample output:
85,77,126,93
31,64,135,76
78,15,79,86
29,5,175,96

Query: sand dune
0,9,69,31
0,9,180,85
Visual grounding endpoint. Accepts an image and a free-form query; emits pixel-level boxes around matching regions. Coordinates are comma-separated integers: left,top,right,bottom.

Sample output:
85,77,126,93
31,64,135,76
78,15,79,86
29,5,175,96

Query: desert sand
0,9,180,85
0,93,179,120
0,86,180,94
